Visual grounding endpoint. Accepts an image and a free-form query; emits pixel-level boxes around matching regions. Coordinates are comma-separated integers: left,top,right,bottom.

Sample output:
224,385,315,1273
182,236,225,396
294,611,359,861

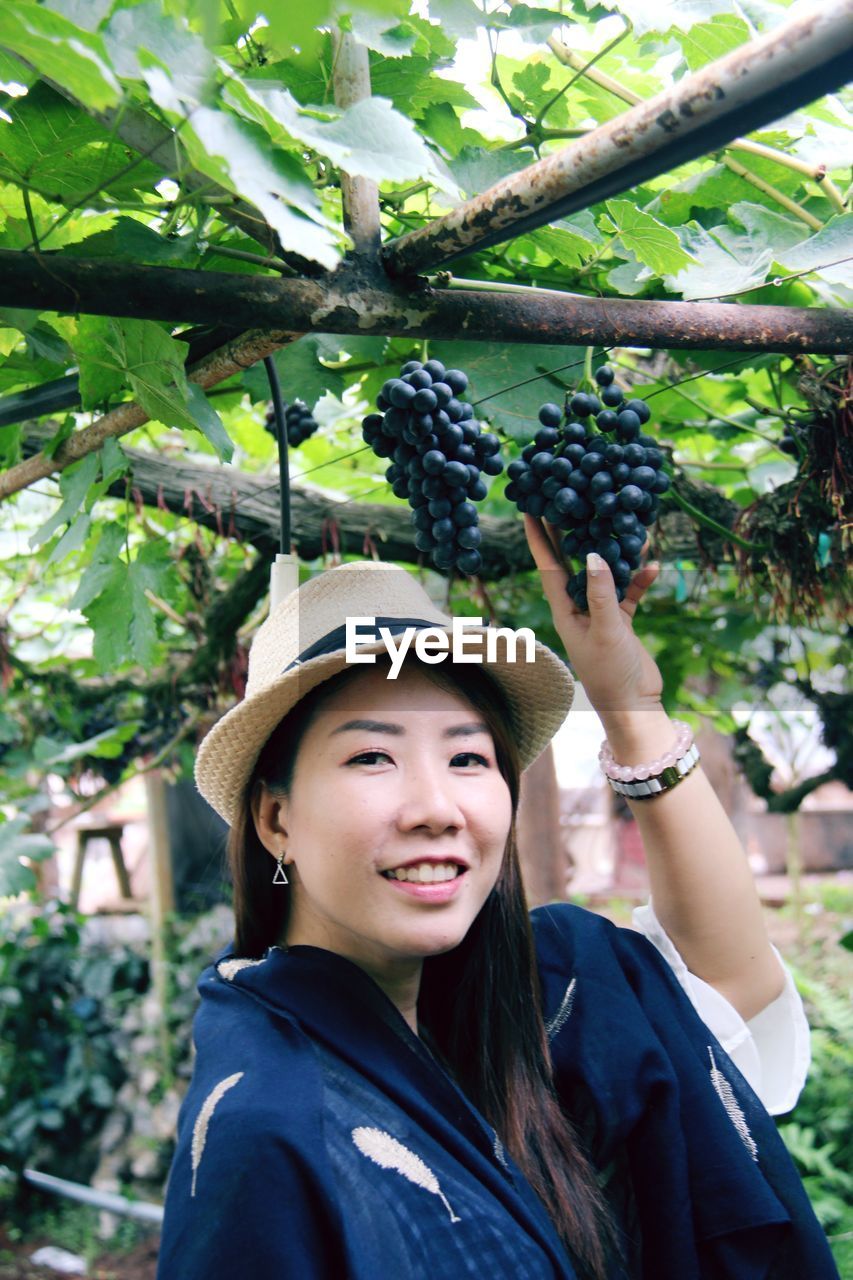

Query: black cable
263,355,290,554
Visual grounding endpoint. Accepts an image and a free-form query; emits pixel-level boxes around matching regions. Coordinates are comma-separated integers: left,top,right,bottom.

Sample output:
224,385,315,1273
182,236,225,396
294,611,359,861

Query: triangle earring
273,854,289,885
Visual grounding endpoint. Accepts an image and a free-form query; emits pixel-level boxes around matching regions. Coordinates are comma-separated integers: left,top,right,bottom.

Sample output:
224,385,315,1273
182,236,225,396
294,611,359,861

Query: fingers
543,519,568,568
525,514,659,623
523,514,564,572
620,561,659,619
523,514,583,617
584,552,624,631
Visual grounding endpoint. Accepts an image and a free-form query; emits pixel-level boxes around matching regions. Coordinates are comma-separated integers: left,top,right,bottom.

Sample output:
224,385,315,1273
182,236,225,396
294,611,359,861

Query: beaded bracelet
599,719,701,799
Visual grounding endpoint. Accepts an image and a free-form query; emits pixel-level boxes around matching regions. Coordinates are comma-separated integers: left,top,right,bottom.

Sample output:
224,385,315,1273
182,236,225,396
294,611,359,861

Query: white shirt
633,900,810,1115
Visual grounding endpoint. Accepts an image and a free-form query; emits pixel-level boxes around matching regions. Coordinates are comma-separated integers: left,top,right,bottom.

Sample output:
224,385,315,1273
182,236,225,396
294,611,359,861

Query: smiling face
252,658,514,1007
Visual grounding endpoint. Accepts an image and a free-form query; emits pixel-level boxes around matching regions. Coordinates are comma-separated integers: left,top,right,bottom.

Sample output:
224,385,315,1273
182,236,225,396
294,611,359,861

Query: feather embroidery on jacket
546,977,577,1041
352,1126,461,1223
708,1047,759,1162
191,1071,244,1196
493,1131,509,1170
216,956,268,981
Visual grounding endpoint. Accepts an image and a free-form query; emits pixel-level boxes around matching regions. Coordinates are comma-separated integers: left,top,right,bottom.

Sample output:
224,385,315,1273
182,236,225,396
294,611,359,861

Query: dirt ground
0,1226,159,1280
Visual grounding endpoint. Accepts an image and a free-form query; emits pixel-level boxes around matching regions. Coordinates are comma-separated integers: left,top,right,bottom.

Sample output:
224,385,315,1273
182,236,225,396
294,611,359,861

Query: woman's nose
396,762,465,832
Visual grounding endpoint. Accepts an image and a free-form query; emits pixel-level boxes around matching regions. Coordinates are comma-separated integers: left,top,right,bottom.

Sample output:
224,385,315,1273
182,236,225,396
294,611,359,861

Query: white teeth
385,863,462,883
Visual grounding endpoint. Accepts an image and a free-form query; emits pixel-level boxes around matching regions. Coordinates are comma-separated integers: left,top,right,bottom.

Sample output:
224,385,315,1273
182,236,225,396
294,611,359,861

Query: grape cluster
264,399,320,447
779,420,810,457
361,358,503,576
504,364,670,611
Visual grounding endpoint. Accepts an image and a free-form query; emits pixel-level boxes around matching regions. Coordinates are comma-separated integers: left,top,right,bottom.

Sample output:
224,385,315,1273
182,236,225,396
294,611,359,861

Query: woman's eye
346,751,489,767
348,747,389,762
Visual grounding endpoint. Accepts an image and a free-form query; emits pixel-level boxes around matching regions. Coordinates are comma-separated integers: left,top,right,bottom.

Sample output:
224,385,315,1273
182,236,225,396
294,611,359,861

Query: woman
156,523,838,1280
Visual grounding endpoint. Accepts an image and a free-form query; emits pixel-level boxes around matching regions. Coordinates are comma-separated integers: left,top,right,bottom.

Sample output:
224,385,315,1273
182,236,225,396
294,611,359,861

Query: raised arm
523,515,786,1022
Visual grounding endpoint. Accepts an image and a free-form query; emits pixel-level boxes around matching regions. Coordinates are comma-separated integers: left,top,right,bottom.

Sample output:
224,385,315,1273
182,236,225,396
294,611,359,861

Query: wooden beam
0,251,849,356
382,0,853,275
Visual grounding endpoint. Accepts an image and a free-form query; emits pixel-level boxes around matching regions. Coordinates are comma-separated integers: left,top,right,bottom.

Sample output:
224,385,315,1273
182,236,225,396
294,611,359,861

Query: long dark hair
225,653,619,1280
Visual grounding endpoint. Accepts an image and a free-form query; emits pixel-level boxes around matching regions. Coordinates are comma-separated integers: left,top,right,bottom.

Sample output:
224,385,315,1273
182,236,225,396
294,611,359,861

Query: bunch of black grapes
264,398,320,447
779,419,811,457
361,358,503,576
504,364,671,611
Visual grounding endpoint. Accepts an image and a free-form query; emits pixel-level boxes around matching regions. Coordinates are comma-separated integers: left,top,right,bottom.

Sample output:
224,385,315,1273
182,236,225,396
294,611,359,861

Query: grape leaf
675,15,750,70
30,452,100,549
41,0,113,31
345,13,417,57
448,145,536,196
0,3,120,111
426,0,482,38
775,214,853,291
103,1,213,87
604,200,696,277
99,437,129,484
436,340,586,440
527,222,600,269
605,0,739,37
185,384,235,462
654,159,801,225
33,720,140,766
74,316,129,409
46,512,91,567
83,540,172,669
0,84,156,206
665,222,773,299
0,817,55,896
76,318,192,423
727,202,808,256
226,80,451,188
243,335,345,411
69,524,126,613
66,217,197,265
419,102,485,154
172,107,342,270
607,253,654,295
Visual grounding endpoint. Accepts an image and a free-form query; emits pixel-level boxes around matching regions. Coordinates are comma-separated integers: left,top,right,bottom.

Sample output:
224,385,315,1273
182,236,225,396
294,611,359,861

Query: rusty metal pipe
0,250,849,354
383,0,853,277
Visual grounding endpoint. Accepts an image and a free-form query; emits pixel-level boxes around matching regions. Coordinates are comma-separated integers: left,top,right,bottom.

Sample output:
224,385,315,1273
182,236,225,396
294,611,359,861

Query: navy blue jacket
156,903,838,1279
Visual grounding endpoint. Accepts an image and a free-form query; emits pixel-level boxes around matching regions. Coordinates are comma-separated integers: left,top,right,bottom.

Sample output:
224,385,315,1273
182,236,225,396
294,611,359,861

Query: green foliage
0,1193,157,1271
0,2,849,815
0,900,149,1181
0,818,55,897
777,909,853,1272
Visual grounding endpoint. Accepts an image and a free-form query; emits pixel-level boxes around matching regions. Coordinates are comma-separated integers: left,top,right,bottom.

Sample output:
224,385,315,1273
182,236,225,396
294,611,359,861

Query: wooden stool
70,824,133,910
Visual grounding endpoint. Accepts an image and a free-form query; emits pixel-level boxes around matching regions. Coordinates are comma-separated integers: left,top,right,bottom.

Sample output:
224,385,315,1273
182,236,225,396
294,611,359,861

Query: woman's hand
523,514,664,724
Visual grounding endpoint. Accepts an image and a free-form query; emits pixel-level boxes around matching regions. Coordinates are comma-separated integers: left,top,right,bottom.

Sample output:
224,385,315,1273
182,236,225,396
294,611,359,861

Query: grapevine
361,358,503,576
503,363,670,611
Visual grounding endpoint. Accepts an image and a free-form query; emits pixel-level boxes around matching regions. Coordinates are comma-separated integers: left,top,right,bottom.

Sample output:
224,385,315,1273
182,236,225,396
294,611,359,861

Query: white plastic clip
270,553,300,611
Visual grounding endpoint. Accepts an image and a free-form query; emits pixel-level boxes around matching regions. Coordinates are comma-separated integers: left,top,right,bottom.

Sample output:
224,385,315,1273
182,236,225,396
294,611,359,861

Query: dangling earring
273,853,289,885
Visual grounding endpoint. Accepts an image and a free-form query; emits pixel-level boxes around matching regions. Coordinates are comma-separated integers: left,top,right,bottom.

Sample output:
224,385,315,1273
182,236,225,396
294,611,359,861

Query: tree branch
331,28,381,255
0,249,849,359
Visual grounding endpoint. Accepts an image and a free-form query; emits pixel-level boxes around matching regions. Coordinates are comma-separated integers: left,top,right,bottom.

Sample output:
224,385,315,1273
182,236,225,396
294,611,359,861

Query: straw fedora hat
195,561,574,825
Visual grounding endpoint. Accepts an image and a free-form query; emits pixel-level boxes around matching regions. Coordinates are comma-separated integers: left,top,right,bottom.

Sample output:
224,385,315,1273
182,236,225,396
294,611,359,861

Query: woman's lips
381,869,468,901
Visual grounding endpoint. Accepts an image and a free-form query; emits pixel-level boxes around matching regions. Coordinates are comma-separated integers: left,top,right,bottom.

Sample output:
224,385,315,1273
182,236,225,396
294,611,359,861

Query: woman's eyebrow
329,719,489,738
